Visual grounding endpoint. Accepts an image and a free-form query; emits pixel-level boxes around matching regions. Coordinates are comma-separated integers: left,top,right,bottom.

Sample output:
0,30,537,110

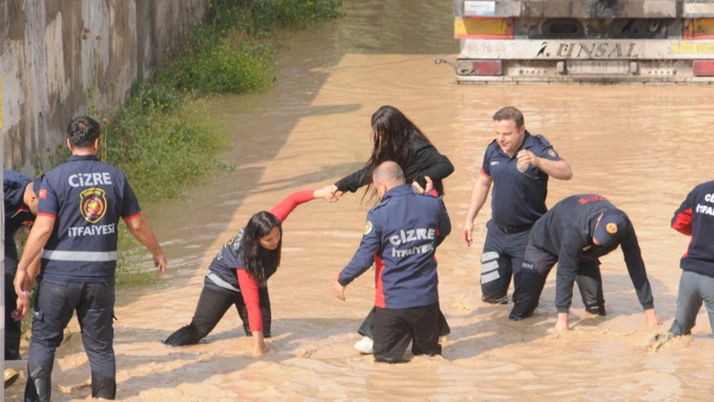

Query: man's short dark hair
68,116,101,149
493,106,524,128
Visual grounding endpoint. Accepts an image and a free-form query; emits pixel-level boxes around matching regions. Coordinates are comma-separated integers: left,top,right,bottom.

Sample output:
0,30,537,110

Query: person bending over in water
330,105,454,354
164,186,335,355
508,193,661,330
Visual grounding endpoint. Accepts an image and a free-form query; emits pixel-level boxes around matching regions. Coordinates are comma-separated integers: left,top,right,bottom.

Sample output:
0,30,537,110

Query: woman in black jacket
332,105,454,200
331,105,454,354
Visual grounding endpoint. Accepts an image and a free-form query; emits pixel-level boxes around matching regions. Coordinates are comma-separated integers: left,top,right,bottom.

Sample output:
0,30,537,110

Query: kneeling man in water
334,161,451,363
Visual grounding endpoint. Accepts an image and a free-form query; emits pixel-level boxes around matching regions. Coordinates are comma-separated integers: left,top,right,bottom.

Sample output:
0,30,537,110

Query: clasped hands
320,176,434,203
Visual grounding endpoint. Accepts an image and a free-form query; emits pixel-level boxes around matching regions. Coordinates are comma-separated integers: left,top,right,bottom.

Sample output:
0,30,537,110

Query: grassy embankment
90,0,343,285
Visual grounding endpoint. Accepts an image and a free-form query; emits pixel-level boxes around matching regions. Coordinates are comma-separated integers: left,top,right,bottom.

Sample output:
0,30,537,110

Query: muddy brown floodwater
7,1,714,401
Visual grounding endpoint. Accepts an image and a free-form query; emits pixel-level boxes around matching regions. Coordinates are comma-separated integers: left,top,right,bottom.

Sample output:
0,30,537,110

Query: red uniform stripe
122,212,142,221
374,256,385,308
672,207,693,236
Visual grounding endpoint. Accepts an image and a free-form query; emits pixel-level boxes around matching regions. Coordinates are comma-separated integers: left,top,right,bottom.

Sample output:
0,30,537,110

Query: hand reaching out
315,185,340,202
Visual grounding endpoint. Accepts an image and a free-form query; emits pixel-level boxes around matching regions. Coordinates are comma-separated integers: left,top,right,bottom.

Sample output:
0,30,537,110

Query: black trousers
358,306,450,338
26,279,116,401
509,244,605,321
164,285,271,347
480,223,530,304
5,256,22,360
373,302,441,363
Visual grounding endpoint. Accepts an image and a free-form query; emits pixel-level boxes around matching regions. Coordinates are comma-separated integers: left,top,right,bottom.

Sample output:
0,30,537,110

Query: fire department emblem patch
517,162,529,173
80,188,107,224
363,220,373,235
548,149,557,158
606,222,618,234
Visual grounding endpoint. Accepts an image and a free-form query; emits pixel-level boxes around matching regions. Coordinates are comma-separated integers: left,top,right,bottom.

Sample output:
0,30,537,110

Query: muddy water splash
8,1,714,400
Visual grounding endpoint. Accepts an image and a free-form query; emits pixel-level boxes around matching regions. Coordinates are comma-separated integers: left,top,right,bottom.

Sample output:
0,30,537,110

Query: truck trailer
438,0,714,82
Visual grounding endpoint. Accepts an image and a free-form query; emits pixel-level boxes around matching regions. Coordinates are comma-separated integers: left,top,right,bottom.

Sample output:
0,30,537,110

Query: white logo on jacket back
389,228,436,258
68,172,113,187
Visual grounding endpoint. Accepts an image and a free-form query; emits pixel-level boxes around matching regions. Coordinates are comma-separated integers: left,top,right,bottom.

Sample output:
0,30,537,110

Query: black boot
24,362,52,402
91,371,117,399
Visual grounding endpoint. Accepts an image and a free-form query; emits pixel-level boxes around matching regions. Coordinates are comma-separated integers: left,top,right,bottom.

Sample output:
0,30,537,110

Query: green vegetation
101,86,229,202
157,0,343,94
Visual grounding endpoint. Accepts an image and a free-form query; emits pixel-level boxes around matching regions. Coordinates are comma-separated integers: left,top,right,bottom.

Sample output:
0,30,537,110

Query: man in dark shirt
508,194,661,330
667,180,714,338
462,107,576,306
334,161,451,363
3,169,40,387
13,116,167,401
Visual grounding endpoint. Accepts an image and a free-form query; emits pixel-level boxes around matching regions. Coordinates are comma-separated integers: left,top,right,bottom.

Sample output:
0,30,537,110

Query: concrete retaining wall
0,0,209,174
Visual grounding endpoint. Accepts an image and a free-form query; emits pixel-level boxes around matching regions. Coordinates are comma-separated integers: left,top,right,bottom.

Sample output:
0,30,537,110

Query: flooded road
8,1,714,400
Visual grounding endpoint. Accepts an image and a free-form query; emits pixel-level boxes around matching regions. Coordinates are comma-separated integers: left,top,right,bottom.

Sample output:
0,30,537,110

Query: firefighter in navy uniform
508,194,661,331
334,161,451,363
3,169,41,388
13,116,167,401
462,106,580,307
666,180,714,339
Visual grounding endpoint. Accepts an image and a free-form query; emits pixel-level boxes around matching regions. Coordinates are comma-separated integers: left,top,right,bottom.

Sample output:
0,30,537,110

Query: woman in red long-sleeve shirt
164,186,334,355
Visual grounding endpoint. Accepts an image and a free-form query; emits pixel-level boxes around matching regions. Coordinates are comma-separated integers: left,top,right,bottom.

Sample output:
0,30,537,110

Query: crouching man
334,161,451,363
508,194,661,330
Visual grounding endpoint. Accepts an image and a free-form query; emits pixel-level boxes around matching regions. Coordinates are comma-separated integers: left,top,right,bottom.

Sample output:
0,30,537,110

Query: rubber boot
24,362,53,402
91,371,116,399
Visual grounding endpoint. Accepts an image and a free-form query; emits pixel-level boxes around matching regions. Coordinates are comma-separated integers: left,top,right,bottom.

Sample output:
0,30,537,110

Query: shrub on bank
102,85,228,202
159,0,343,94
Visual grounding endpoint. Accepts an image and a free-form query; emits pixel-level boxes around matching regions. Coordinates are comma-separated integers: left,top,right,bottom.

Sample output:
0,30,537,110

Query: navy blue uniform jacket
671,180,714,277
38,155,141,282
338,184,451,309
529,194,654,309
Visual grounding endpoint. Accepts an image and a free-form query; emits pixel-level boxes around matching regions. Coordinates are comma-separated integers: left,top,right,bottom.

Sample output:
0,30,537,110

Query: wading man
666,180,714,339
13,116,167,401
508,193,661,330
334,161,451,363
462,106,576,306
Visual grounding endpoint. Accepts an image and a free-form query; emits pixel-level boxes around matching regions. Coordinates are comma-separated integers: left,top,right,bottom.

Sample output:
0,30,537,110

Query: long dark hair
240,211,282,286
363,106,432,201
